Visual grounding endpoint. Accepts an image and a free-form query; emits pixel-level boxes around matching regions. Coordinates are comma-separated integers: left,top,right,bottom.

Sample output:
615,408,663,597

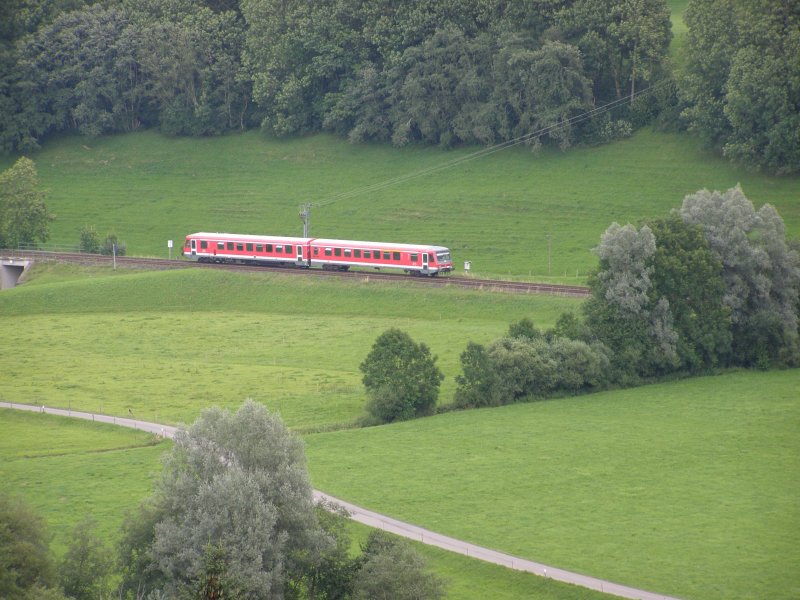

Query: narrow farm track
2,250,590,297
1,402,681,600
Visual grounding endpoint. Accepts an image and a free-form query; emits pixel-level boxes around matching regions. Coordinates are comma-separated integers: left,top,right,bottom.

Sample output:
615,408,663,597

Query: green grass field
3,127,797,281
0,411,613,600
0,265,580,428
305,370,800,600
0,410,166,554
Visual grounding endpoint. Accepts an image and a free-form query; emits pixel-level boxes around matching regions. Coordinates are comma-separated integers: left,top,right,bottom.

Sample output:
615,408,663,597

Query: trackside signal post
299,204,312,237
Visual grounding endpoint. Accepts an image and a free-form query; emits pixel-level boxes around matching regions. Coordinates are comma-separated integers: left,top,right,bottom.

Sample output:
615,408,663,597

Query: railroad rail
1,250,590,298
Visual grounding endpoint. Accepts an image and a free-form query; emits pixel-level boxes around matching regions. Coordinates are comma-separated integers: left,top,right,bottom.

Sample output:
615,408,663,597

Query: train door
422,251,429,274
296,244,304,266
190,239,196,256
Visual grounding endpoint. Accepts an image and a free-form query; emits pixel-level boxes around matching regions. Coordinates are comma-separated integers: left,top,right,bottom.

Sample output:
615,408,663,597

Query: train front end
431,246,453,274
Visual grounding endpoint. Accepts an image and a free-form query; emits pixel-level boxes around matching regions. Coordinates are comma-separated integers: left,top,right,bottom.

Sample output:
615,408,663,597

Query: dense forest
0,0,797,172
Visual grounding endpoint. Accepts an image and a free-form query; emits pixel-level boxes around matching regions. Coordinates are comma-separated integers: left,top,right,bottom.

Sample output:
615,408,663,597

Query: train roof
187,233,450,252
311,239,450,252
188,232,311,243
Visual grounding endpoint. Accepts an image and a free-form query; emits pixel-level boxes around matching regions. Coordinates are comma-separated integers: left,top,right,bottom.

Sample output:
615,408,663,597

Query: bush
99,232,126,256
360,329,444,423
454,335,611,408
79,225,100,253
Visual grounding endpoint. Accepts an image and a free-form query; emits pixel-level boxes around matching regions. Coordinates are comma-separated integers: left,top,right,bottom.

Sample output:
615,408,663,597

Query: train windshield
436,251,451,263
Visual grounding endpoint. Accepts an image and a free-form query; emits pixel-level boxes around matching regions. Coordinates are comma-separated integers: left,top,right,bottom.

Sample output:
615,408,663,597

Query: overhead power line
310,80,671,209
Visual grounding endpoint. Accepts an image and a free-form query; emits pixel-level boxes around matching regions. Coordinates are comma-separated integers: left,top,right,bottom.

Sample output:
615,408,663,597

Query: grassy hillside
0,410,614,600
0,265,581,428
305,370,800,600
4,128,797,280
0,410,165,554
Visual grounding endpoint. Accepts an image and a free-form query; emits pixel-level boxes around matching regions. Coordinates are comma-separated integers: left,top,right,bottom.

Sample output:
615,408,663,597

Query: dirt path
1,402,682,600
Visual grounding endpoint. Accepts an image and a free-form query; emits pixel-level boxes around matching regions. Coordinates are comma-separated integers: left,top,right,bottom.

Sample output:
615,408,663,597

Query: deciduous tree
0,492,56,599
352,532,445,600
0,157,52,249
128,401,327,600
360,328,444,422
58,517,113,600
680,185,800,366
680,0,800,174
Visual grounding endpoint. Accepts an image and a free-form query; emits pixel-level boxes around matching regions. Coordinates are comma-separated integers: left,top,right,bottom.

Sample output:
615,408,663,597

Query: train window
286,245,293,254
185,240,190,248
429,253,435,262
227,242,234,251
364,250,371,259
383,252,390,260
246,243,253,252
411,253,418,262
393,252,400,261
256,244,262,252
266,244,273,252
344,249,351,257
235,243,243,251
314,248,319,255
333,248,340,257
217,242,224,250
200,241,208,250
276,245,283,252
325,248,332,256
354,249,361,258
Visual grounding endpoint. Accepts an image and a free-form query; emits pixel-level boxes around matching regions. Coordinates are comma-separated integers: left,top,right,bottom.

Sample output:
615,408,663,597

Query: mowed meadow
2,127,798,280
2,263,799,600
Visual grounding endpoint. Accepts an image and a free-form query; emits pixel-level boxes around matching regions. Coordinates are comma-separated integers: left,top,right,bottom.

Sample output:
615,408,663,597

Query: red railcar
183,232,453,275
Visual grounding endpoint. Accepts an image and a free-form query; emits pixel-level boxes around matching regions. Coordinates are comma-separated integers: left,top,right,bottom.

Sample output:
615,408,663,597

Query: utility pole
299,203,312,237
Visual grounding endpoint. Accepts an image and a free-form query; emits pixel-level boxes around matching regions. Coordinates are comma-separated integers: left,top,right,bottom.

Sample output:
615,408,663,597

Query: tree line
362,186,800,423
1,0,796,173
1,402,446,600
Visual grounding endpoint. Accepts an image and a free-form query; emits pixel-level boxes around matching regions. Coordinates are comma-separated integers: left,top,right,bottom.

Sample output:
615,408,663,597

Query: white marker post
168,239,173,260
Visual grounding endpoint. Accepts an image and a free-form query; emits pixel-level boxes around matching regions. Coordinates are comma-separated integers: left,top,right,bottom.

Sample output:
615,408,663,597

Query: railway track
3,250,590,297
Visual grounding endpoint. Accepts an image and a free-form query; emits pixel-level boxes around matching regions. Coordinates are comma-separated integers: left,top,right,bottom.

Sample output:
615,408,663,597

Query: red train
183,232,454,275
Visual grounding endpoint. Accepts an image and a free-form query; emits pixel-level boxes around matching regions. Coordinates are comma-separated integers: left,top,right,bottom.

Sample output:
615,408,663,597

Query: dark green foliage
457,188,797,410
1,0,675,152
680,186,800,366
454,342,500,408
352,532,445,600
508,318,542,341
585,217,731,377
680,0,800,174
646,216,731,370
243,0,671,147
454,335,610,408
0,157,52,249
360,329,444,423
79,225,100,254
1,0,252,151
584,187,798,378
0,492,55,599
58,516,113,600
100,232,126,256
548,311,592,342
116,500,165,600
185,542,244,600
288,502,358,600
